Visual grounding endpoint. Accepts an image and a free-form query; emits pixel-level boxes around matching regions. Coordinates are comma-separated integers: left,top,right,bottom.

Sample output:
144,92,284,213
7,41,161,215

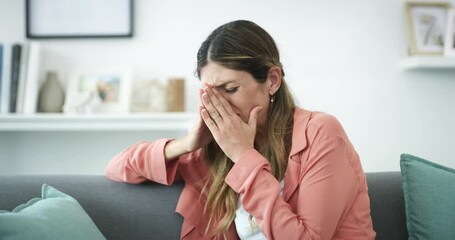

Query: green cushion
0,184,105,240
400,154,455,240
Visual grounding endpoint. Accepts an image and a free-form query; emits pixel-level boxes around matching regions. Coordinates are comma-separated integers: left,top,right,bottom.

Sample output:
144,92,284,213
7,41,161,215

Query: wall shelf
401,56,455,70
0,112,197,131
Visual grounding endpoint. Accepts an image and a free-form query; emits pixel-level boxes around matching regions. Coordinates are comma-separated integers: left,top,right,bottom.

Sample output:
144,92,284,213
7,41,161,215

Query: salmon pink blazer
106,108,376,239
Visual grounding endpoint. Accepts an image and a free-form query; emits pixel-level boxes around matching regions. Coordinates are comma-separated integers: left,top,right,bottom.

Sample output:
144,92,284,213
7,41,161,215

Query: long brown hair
196,20,296,238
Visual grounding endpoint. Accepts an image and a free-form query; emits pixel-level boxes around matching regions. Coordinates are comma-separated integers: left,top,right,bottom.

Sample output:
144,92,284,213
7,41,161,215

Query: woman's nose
218,91,232,104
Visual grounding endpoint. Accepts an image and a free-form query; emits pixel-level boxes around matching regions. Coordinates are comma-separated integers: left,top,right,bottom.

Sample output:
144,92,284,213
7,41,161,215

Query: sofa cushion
0,184,106,240
0,176,184,240
400,154,455,240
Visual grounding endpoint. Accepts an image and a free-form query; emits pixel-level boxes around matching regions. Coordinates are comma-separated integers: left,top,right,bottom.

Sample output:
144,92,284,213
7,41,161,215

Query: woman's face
200,62,272,130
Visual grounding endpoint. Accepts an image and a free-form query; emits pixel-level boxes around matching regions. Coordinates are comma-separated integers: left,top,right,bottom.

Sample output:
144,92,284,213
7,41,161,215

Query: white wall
1,0,454,173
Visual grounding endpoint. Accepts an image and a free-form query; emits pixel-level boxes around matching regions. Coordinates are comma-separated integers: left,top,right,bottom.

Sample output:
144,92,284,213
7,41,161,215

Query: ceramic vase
38,71,65,113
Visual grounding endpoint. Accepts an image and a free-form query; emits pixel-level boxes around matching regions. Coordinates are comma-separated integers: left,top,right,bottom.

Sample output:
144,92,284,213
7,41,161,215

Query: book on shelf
23,42,41,114
0,44,2,113
16,43,29,113
9,44,21,113
0,43,11,114
0,42,41,115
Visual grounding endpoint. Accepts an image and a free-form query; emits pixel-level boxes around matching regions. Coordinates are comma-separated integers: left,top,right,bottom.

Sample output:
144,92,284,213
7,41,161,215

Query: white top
235,180,285,240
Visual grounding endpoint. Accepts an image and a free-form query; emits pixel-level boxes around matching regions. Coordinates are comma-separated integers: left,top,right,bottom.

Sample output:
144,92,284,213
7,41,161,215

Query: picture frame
63,70,131,114
444,9,455,56
405,2,450,55
130,79,168,113
26,0,133,39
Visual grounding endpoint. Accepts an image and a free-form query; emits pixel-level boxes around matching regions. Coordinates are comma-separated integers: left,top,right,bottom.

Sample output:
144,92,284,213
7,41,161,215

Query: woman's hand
182,89,214,152
200,86,262,162
165,89,213,161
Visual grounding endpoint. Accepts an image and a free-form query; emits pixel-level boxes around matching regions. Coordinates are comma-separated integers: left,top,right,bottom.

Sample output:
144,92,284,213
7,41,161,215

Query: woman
106,20,376,240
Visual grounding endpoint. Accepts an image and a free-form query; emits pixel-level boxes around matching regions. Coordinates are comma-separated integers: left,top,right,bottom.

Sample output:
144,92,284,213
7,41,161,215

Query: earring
270,94,275,103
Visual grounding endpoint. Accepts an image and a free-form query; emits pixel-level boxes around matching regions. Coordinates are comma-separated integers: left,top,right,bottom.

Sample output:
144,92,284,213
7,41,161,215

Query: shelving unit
0,112,197,131
0,112,198,175
401,56,455,70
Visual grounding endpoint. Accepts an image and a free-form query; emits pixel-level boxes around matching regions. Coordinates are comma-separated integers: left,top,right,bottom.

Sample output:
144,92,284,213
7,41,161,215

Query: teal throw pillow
400,154,455,240
0,184,106,240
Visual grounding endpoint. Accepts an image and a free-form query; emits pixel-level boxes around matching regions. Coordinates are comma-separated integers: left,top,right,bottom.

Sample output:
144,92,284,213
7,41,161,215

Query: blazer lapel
283,108,311,202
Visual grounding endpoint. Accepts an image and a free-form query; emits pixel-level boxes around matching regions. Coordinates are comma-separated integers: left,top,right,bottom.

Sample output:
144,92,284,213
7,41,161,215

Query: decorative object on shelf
63,69,131,114
405,2,451,55
130,79,154,112
167,78,185,112
149,80,167,112
38,71,65,113
444,9,455,56
26,0,133,39
130,79,167,112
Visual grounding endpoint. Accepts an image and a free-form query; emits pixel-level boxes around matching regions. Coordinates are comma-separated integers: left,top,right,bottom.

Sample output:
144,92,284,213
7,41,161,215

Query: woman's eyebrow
213,80,237,88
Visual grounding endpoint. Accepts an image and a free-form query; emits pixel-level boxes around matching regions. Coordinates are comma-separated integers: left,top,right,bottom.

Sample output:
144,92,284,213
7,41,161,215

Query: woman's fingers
202,87,228,122
212,88,235,115
201,108,219,134
202,92,222,121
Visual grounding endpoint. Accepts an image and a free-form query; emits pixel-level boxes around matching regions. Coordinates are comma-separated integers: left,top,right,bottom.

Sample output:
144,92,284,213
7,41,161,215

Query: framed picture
130,79,168,113
405,2,450,55
444,9,455,56
63,70,131,114
26,0,133,39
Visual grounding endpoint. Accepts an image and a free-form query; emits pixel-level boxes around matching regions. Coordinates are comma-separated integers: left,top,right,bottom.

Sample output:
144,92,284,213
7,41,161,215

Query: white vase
38,72,65,113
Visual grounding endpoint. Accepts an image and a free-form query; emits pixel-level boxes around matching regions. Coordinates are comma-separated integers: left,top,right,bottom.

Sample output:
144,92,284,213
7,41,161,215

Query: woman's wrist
164,138,190,161
230,147,254,163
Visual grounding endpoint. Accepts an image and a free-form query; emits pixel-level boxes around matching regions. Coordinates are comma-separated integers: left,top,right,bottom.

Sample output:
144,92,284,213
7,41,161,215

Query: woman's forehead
200,63,249,86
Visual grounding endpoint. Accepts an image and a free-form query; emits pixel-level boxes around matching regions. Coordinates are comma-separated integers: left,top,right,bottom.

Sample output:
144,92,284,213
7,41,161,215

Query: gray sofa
0,172,408,240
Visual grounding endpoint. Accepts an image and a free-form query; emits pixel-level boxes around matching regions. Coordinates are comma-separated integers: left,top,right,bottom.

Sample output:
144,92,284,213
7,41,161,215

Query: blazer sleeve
105,139,180,185
225,116,360,240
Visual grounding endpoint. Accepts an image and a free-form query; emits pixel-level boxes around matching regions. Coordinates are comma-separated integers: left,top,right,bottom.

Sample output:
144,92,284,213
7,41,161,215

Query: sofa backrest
366,172,408,240
1,172,408,240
